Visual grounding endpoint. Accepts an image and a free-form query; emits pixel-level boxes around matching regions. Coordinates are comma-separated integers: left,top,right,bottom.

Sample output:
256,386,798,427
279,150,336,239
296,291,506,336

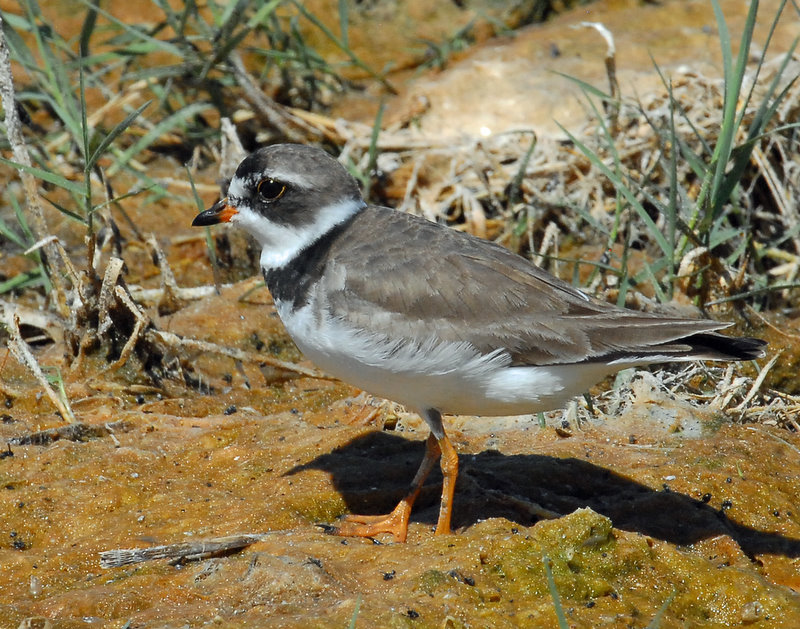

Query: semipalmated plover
193,143,765,542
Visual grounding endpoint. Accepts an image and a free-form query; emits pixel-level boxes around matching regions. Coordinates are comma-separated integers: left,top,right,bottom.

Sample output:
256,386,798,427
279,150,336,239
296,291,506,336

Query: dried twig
9,419,132,446
146,235,185,314
228,52,320,143
102,286,150,374
220,116,247,180
99,533,268,568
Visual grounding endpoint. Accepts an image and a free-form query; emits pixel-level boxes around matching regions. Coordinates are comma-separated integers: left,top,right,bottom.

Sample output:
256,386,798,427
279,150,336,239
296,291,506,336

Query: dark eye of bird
257,178,286,201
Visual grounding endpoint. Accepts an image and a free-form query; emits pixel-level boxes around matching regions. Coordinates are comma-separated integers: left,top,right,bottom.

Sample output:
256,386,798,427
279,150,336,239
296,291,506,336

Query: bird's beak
192,198,238,226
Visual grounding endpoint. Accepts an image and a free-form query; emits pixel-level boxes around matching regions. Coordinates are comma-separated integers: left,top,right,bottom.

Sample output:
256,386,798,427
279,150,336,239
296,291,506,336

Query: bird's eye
257,178,286,201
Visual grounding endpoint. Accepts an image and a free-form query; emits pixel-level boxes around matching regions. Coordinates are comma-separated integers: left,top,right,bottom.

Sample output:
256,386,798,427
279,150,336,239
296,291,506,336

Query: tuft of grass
1,0,387,299
555,0,799,307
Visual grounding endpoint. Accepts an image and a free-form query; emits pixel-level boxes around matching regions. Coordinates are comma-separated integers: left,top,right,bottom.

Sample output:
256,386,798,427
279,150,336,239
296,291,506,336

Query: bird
192,143,766,543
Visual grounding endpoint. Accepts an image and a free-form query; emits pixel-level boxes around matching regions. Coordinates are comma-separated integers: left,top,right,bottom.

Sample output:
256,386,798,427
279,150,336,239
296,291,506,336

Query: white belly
277,300,618,416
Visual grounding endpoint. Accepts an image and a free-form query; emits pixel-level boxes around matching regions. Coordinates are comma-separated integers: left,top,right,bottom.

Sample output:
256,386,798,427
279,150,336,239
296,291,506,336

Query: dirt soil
2,279,800,627
2,0,800,627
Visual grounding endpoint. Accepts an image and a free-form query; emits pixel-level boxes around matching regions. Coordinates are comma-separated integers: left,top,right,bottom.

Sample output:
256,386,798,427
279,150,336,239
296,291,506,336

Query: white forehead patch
226,174,248,201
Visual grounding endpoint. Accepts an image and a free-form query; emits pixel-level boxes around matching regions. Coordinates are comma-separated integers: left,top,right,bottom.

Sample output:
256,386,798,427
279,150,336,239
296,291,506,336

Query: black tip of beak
192,209,220,227
192,198,233,226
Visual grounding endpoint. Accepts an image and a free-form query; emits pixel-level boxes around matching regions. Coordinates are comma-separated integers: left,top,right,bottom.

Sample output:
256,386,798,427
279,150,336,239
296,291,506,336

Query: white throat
231,198,364,271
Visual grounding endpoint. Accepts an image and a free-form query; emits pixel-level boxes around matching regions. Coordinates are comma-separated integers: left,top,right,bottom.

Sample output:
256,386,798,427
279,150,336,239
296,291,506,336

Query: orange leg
331,432,445,542
433,431,458,537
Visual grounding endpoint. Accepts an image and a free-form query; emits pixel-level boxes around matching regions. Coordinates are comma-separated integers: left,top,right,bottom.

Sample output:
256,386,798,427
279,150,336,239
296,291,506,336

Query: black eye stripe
257,178,286,200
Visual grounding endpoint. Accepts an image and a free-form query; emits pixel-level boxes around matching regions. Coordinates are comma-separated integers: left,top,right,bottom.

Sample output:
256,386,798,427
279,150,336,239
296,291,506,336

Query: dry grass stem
578,21,619,132
0,300,65,345
97,257,126,336
4,312,75,422
151,330,328,380
733,352,780,414
126,284,232,306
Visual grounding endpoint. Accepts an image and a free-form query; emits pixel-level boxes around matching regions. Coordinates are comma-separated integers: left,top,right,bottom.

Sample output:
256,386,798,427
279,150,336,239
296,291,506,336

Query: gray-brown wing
322,207,728,365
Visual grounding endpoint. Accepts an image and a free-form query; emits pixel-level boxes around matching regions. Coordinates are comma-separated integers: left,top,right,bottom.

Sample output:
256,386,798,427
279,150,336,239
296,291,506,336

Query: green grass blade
630,255,671,287
508,131,537,205
87,101,151,171
150,0,186,37
754,42,799,128
543,556,569,629
646,589,677,629
338,0,350,49
347,594,361,629
290,0,395,93
1,14,37,69
0,216,28,249
360,101,385,200
216,0,247,30
178,0,197,36
707,0,758,221
732,1,787,131
0,270,46,294
706,282,800,306
640,259,668,303
247,0,282,28
556,123,671,257
79,60,90,168
729,0,760,131
708,224,744,250
106,102,213,176
79,0,100,58
187,165,222,292
553,70,612,100
24,2,81,139
41,195,89,224
0,157,84,194
9,194,35,244
75,0,186,58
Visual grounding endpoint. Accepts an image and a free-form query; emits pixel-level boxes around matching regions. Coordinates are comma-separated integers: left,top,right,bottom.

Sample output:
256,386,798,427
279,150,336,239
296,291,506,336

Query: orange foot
326,500,414,543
